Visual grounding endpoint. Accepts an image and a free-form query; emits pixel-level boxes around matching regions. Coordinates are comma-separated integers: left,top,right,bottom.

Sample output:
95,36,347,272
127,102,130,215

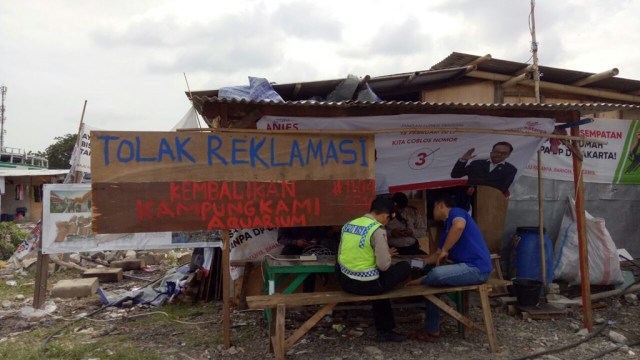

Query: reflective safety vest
338,216,382,281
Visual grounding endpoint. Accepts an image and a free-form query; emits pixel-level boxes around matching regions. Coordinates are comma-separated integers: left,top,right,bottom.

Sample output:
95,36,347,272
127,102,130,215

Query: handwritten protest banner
91,131,375,234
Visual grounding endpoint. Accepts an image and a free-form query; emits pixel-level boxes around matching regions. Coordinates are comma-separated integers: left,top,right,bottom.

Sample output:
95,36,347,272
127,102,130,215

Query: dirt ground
1,259,640,360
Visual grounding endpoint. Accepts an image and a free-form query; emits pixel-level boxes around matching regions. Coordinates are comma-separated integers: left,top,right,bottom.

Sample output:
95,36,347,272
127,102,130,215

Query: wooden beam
478,284,499,353
571,126,593,331
222,230,232,349
572,68,619,87
273,304,286,360
466,54,492,66
284,303,336,349
501,73,530,88
424,294,485,332
467,70,512,82
469,70,640,103
521,79,640,103
33,252,49,309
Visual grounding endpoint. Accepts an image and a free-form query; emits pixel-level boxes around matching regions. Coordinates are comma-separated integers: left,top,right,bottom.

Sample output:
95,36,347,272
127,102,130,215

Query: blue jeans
421,263,490,333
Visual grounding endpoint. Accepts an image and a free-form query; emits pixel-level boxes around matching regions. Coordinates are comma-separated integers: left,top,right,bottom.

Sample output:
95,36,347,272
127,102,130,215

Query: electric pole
530,0,541,103
0,85,6,150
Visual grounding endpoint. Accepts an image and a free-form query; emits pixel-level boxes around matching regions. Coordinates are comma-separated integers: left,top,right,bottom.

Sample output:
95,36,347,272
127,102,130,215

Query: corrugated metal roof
432,52,640,93
0,169,68,177
192,96,640,115
188,67,473,102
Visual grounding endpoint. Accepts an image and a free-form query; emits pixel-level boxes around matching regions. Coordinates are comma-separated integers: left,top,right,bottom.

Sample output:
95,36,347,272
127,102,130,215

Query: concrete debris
363,346,384,360
623,293,638,304
82,268,123,283
576,328,590,337
110,259,144,271
608,330,628,344
1,300,12,308
51,277,99,298
20,301,56,321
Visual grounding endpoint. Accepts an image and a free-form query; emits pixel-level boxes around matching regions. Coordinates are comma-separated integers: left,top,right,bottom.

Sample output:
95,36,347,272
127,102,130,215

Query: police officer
337,197,411,342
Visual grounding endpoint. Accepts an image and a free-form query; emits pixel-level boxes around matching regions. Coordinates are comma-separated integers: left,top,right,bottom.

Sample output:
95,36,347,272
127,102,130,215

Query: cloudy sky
1,0,638,156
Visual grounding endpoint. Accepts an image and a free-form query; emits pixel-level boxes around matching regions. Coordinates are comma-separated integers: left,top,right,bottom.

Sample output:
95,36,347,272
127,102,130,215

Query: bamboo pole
572,69,619,87
571,126,593,331
530,0,541,103
501,73,530,88
519,79,640,103
466,54,492,66
177,126,608,145
537,151,547,289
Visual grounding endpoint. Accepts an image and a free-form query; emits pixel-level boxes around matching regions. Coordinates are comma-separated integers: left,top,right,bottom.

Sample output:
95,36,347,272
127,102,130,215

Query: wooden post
537,151,547,289
222,229,231,349
33,218,48,309
571,126,593,331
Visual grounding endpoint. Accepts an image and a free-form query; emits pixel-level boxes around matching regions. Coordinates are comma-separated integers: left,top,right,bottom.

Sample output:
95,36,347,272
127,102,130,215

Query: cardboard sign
91,131,374,182
91,131,376,233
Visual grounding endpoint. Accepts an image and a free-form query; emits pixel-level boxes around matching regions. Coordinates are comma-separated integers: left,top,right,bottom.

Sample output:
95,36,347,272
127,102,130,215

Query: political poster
522,119,640,184
68,123,97,174
257,114,555,194
228,227,281,280
42,183,221,254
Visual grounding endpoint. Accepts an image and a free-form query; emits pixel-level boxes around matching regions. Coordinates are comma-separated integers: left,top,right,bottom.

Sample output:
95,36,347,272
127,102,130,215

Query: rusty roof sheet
432,52,640,93
188,67,472,101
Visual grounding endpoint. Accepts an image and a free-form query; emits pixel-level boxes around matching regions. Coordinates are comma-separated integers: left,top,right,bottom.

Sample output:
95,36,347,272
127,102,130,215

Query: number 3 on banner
408,147,439,170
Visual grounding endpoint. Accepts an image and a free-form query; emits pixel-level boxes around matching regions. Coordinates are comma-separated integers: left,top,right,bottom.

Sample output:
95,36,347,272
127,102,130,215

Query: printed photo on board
50,190,92,213
172,230,223,244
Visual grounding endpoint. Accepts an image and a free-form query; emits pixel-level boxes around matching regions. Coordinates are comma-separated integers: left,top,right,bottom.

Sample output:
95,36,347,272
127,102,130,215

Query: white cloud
0,0,638,154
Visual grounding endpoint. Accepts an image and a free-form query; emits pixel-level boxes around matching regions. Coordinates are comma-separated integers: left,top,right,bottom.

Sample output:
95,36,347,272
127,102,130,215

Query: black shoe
376,330,407,343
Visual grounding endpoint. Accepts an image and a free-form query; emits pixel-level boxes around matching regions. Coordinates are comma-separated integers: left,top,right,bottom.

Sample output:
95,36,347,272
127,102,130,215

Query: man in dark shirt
450,141,517,194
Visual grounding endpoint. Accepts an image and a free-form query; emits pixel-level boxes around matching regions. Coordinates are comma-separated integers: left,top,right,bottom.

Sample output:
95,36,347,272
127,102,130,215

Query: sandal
410,330,440,343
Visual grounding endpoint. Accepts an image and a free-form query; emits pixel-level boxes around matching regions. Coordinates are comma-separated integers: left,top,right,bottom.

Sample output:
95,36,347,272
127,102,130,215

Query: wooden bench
247,280,508,359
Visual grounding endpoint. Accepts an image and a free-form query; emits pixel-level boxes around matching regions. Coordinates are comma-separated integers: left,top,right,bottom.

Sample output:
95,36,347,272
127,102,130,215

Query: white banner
229,227,282,279
42,184,221,254
68,124,97,173
258,114,555,194
523,118,640,184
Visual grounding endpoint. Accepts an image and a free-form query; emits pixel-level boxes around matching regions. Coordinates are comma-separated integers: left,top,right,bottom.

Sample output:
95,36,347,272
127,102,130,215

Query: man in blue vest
337,197,411,342
406,194,492,341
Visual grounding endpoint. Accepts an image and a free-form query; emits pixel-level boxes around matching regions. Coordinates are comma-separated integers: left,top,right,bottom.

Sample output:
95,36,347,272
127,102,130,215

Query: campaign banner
522,119,640,184
229,227,281,279
68,124,97,173
42,184,221,254
257,114,555,194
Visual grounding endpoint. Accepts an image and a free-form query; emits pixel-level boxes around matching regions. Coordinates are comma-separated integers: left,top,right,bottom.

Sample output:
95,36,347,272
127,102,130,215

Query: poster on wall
229,227,281,280
257,114,555,195
522,119,640,184
42,183,222,254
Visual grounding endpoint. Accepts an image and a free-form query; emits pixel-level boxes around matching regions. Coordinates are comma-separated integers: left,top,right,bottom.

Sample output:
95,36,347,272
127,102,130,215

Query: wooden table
262,255,336,296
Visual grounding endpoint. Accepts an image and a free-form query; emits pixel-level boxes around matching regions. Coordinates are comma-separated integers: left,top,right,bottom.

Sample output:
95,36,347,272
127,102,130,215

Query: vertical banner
90,131,376,234
69,124,97,174
258,114,555,194
523,119,640,184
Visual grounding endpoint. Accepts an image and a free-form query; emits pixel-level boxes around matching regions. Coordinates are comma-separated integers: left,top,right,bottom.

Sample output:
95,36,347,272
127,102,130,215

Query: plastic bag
552,197,623,285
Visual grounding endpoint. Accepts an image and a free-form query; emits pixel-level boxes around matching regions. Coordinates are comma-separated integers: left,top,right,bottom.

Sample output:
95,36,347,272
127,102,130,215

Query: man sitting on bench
406,194,492,342
337,197,411,343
